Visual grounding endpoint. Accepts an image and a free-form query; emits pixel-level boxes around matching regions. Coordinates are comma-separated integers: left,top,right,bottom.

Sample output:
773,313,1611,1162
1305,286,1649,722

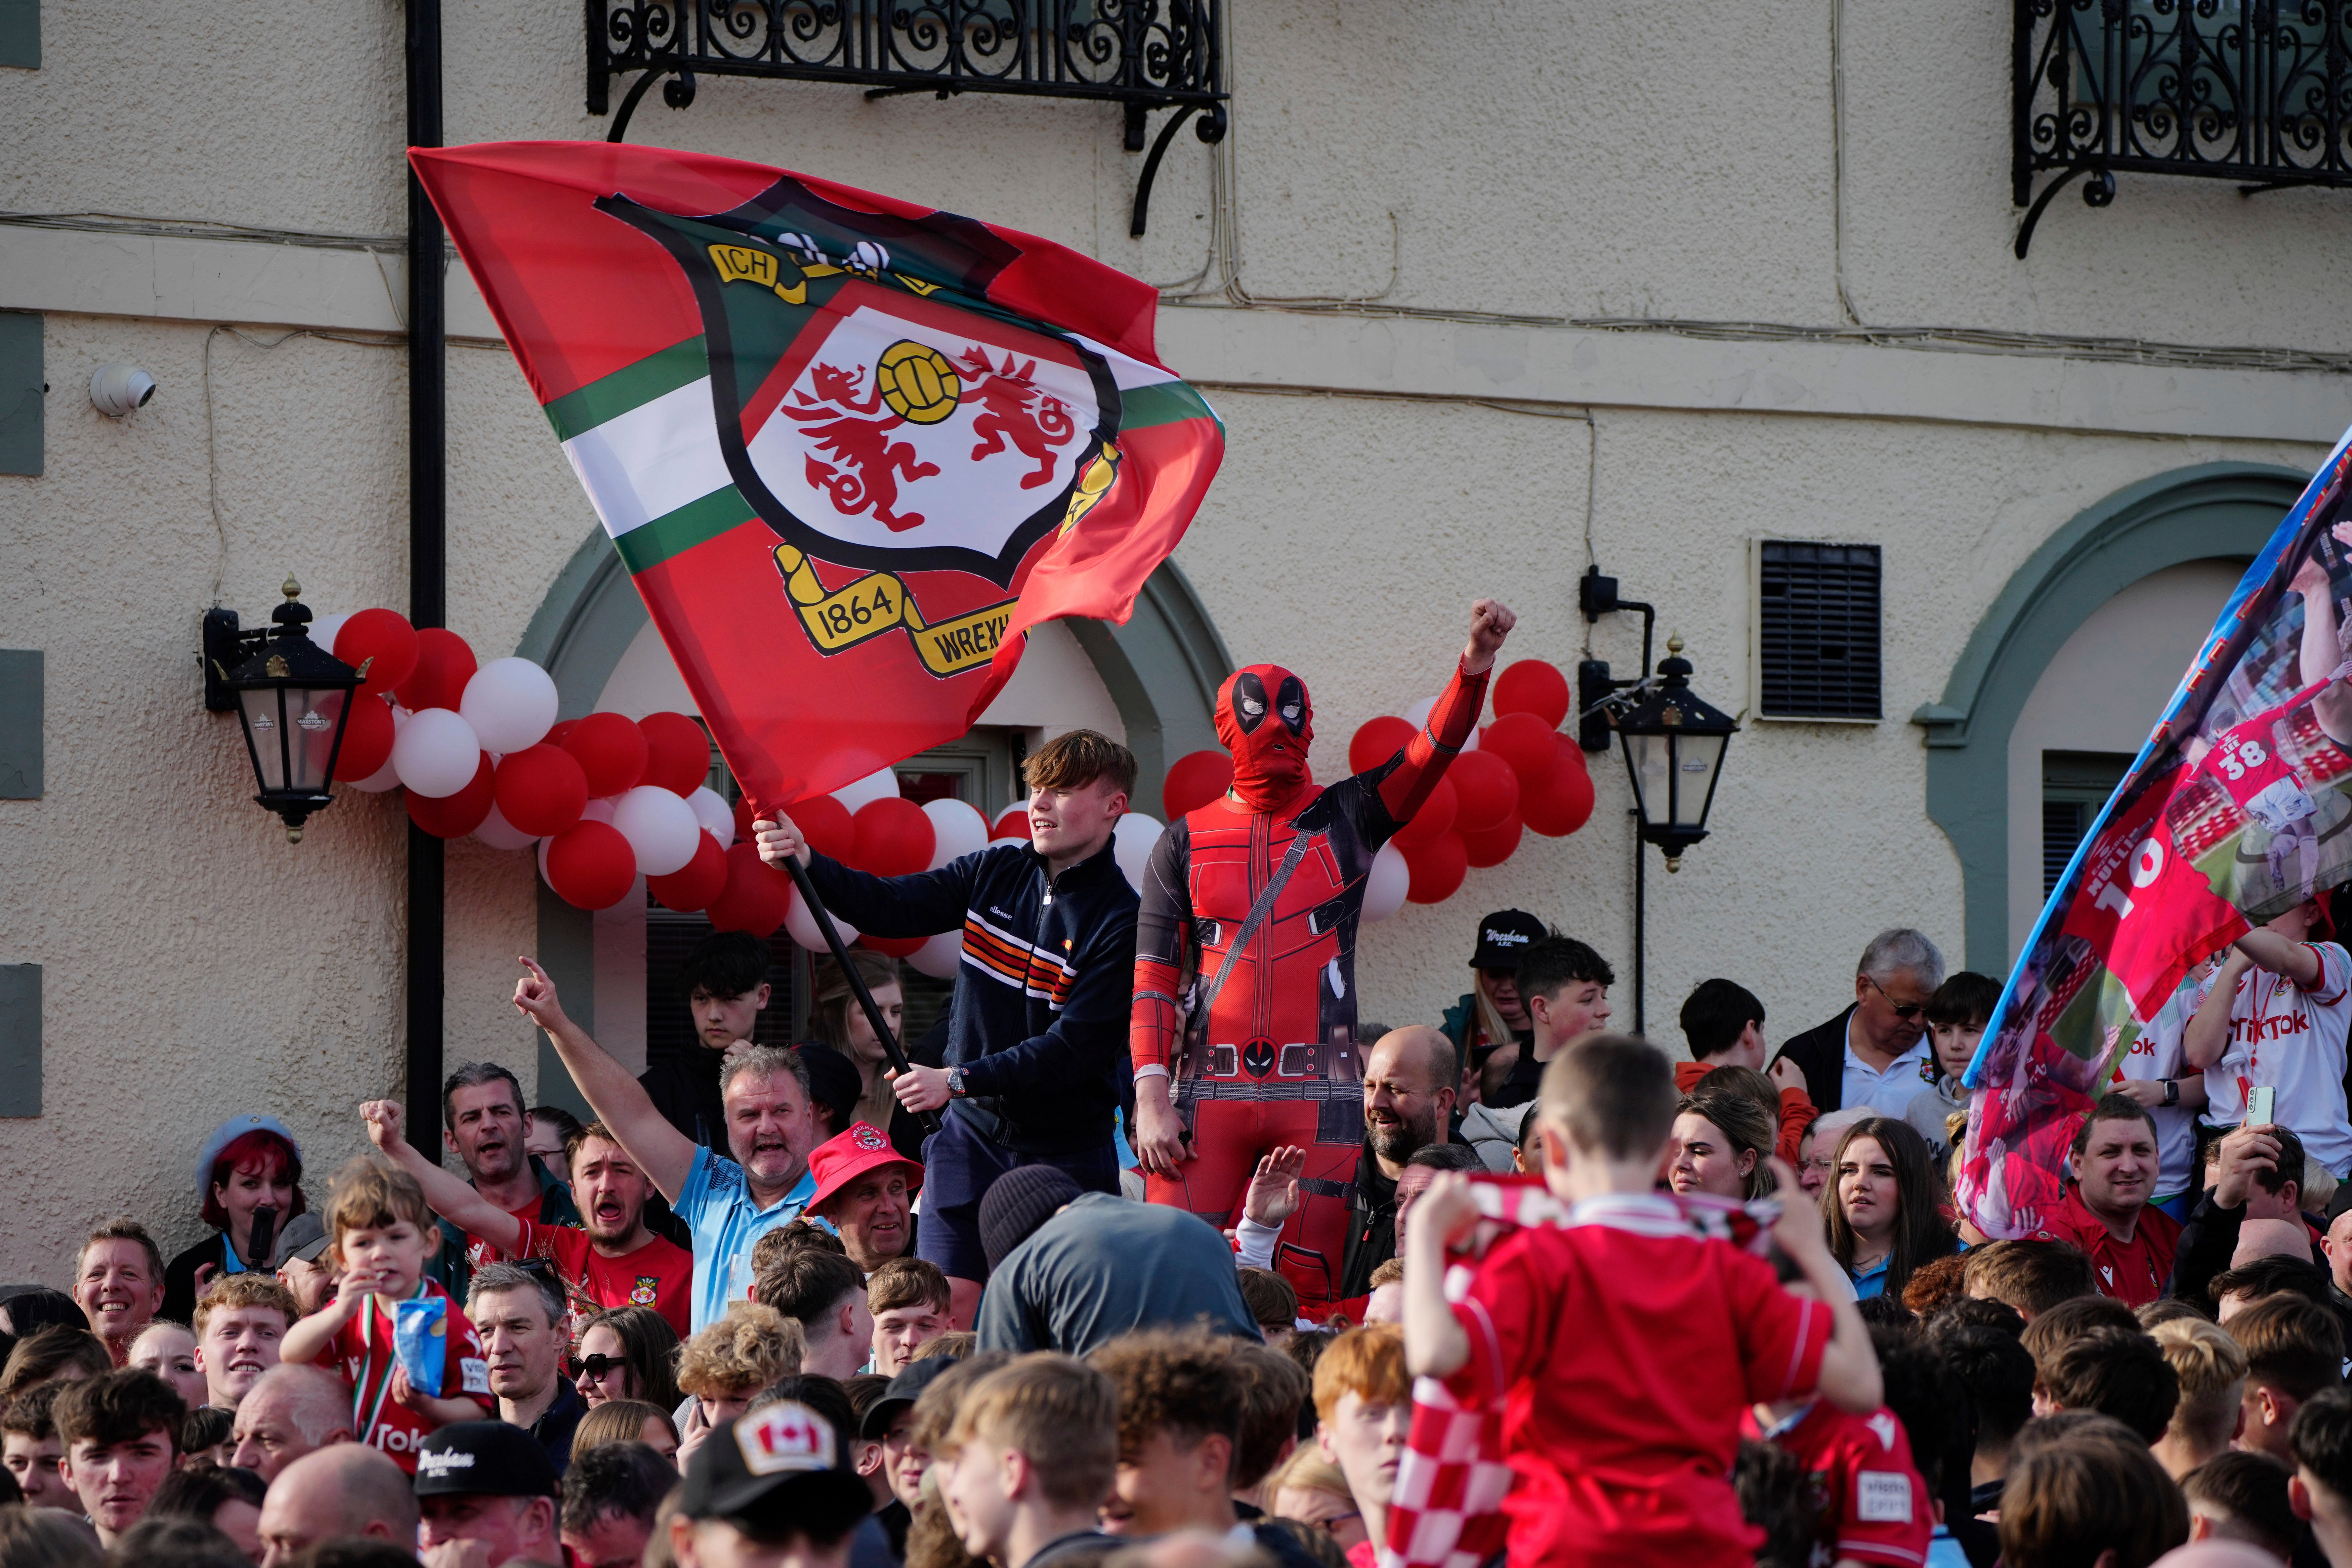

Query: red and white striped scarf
1378,1177,1776,1568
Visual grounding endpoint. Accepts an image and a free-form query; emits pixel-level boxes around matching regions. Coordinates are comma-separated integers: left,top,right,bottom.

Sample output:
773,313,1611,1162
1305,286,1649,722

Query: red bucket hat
807,1122,923,1216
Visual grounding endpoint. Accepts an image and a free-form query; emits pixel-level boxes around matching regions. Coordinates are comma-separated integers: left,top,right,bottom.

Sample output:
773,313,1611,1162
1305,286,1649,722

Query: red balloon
862,934,926,958
1447,749,1520,834
993,803,1032,841
546,819,639,910
1389,774,1457,848
330,694,396,781
648,831,729,912
1461,809,1525,867
546,719,578,750
1522,739,1596,837
854,797,936,877
563,712,648,797
494,744,589,837
1163,750,1234,818
1493,660,1571,729
1349,716,1417,775
1403,832,1470,904
394,627,476,712
333,609,419,697
1482,711,1562,791
639,712,710,796
792,795,857,862
407,756,495,839
705,843,791,935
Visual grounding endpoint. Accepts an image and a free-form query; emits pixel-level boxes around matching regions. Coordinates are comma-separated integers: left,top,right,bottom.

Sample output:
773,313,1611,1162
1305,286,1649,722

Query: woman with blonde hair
571,1397,681,1465
1270,1442,1368,1556
806,950,920,1158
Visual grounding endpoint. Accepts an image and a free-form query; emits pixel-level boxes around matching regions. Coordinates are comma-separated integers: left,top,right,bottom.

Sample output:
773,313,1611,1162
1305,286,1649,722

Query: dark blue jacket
805,838,1138,1154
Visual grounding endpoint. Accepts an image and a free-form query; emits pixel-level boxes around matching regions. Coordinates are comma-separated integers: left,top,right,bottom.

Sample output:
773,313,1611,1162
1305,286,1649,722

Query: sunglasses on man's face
571,1354,625,1381
1865,975,1925,1022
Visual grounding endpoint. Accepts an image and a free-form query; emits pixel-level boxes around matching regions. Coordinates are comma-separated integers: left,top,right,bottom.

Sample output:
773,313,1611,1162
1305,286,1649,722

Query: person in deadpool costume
1128,599,1516,1309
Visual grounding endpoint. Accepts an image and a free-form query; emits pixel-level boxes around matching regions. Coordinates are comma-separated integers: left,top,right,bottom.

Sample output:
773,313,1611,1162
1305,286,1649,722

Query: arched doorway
1918,464,2306,972
514,529,1231,1106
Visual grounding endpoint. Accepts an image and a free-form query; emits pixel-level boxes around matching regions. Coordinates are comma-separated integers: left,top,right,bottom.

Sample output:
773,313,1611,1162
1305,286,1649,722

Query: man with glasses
1772,928,1946,1116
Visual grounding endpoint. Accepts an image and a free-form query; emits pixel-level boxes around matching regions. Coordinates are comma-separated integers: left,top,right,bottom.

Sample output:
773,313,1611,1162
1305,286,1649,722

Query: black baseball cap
1470,910,1548,969
858,1356,957,1440
414,1422,561,1499
271,1213,330,1269
680,1404,872,1541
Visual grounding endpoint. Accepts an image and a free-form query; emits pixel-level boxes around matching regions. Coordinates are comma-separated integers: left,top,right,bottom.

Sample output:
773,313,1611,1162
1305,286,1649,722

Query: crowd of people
13,602,2352,1568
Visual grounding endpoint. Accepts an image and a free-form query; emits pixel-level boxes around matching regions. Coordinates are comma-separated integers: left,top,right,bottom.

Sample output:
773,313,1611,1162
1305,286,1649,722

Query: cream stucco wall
4,0,2351,1281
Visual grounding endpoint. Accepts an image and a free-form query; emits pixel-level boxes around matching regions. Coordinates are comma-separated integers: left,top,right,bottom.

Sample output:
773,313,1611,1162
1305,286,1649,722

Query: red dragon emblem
957,347,1077,489
783,363,941,533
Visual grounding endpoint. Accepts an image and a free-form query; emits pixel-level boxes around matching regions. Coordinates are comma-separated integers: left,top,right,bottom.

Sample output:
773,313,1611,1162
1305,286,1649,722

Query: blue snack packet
393,1294,448,1394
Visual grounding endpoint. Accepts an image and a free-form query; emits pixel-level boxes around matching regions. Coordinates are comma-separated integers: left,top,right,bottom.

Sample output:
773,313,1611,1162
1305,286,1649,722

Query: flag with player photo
1959,428,2352,1238
410,141,1222,812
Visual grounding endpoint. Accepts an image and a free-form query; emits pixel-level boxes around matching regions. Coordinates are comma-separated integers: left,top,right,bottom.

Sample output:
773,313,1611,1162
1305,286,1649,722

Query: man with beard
1277,1026,1459,1304
428,1061,582,1299
362,1101,692,1341
514,957,826,1331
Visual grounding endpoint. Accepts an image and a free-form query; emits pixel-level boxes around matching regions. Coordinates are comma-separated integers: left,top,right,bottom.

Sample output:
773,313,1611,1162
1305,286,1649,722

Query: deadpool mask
1215,664,1314,812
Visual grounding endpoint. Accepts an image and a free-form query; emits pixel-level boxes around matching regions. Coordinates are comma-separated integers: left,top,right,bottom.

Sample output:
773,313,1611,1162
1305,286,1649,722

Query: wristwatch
946,1065,968,1100
2162,1079,2180,1107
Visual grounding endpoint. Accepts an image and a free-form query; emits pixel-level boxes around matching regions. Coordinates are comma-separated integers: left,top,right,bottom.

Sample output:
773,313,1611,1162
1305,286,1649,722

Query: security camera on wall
89,364,156,418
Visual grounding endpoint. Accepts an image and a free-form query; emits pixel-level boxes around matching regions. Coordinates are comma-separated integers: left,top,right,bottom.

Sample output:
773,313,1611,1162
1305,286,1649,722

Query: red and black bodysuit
1129,658,1487,1308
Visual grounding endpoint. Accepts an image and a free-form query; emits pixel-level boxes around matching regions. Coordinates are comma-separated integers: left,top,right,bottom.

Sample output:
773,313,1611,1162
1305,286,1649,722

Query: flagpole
777,854,943,1137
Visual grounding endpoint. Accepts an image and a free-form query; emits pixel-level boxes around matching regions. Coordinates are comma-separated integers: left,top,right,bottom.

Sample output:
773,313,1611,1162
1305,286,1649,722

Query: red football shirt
326,1278,493,1472
1445,1193,1832,1568
2028,1186,2181,1306
1742,1400,1934,1567
514,1219,694,1342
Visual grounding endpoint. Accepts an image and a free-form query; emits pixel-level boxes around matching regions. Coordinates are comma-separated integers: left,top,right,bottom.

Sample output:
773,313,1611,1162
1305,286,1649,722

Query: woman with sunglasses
1770,930,1945,1116
1821,1116,1960,1300
572,1305,681,1414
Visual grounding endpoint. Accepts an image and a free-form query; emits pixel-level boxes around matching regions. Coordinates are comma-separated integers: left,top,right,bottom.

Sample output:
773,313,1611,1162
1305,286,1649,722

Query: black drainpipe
405,0,446,1144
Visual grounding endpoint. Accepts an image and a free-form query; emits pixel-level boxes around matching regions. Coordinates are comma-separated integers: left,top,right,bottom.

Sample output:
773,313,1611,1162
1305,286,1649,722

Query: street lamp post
201,578,364,843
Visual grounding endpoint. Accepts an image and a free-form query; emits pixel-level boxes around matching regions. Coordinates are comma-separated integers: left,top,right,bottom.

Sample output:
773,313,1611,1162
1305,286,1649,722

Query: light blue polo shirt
676,1142,818,1332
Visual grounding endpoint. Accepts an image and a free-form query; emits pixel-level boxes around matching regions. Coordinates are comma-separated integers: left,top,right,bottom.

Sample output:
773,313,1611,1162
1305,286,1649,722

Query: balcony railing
2013,0,2352,254
587,0,1226,234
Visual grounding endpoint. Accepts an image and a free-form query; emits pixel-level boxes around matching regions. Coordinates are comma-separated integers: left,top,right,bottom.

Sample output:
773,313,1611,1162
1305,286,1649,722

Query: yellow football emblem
875,340,963,425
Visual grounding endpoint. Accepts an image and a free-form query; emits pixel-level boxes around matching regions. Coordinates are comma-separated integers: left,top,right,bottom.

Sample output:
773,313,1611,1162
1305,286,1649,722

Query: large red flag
411,141,1223,811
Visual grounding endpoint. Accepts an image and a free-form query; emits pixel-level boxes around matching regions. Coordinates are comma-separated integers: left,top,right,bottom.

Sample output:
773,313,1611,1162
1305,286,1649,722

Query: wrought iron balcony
2014,0,2352,255
587,0,1226,234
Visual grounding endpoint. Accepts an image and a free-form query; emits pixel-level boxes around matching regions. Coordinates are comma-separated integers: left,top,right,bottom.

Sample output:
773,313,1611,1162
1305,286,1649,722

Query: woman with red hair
160,1115,308,1324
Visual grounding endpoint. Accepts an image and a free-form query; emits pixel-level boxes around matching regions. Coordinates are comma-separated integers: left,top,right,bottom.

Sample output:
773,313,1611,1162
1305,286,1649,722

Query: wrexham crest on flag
600,181,1125,680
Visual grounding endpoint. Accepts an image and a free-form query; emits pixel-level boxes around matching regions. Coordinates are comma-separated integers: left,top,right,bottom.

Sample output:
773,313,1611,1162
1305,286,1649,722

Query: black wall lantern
1576,564,1740,1030
201,578,363,843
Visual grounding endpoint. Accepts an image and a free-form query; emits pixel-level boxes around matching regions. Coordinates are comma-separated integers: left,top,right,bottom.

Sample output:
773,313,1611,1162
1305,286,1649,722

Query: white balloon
1401,697,1478,750
309,613,349,656
1112,812,1164,895
688,786,737,846
909,928,964,979
995,798,1032,840
391,707,481,798
459,657,559,754
832,766,902,815
612,785,700,876
473,801,539,851
785,884,858,951
536,833,554,887
582,796,618,825
922,798,991,870
1362,843,1411,922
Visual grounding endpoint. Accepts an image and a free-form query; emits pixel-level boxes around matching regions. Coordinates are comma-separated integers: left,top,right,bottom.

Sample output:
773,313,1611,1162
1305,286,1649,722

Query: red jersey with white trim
1742,1400,1935,1568
326,1278,493,1472
1443,1193,1831,1568
2027,1185,2182,1307
2201,939,2352,1176
513,1219,693,1343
